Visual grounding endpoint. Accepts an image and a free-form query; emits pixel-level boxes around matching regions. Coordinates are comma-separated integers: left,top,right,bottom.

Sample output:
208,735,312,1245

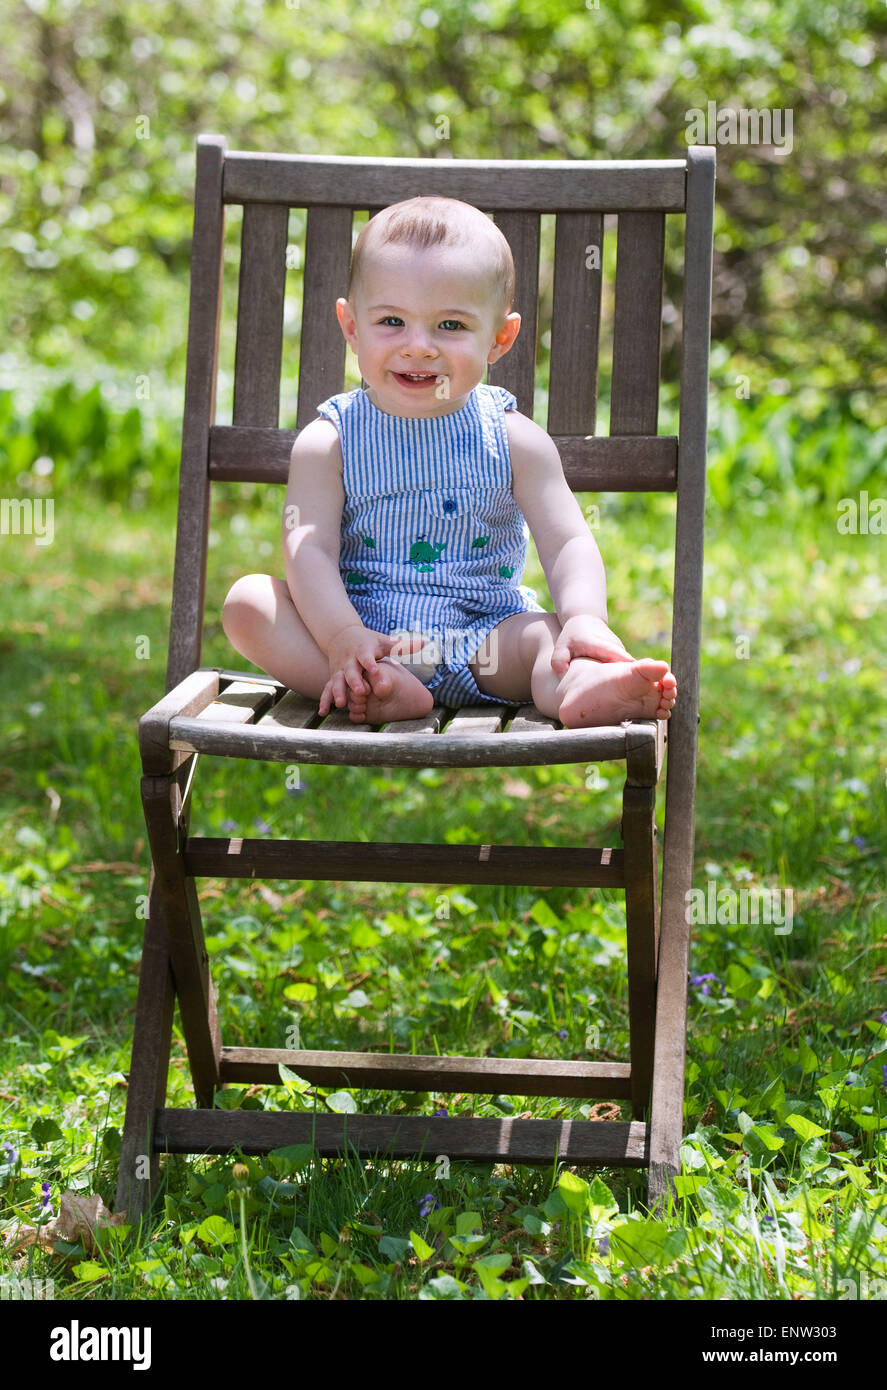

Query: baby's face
336,242,519,417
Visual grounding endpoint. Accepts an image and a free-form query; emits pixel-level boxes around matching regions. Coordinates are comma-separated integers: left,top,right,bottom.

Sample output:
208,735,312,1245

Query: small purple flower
690,972,723,997
597,1235,609,1256
882,1064,887,1090
221,819,238,833
879,1010,887,1025
2,1141,18,1166
419,1194,440,1218
558,1029,568,1040
253,818,272,834
40,1181,53,1216
853,836,867,850
433,1107,448,1117
762,1215,774,1225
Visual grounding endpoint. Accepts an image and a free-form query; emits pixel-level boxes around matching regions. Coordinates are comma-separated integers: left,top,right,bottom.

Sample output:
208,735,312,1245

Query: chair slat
169,713,634,766
196,680,273,724
610,212,665,435
184,836,626,887
232,203,289,427
223,152,687,212
382,704,448,735
318,711,378,732
157,1109,649,1164
505,705,560,734
255,690,320,730
219,1046,632,1097
296,205,353,428
209,424,677,490
444,706,508,735
547,212,604,435
488,211,540,416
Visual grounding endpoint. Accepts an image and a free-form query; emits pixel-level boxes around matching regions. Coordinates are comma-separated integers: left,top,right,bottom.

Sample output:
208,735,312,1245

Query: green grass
0,476,885,1301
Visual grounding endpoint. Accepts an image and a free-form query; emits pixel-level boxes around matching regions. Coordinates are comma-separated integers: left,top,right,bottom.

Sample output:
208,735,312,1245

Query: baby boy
221,195,677,728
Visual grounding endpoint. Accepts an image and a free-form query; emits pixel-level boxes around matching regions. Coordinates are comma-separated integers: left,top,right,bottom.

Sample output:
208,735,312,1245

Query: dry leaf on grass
1,1190,126,1258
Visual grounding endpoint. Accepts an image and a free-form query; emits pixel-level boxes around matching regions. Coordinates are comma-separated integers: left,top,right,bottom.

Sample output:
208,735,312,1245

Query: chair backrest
168,137,715,718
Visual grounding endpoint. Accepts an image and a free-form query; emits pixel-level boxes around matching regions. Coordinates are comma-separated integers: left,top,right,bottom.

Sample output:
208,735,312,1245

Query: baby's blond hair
347,196,515,316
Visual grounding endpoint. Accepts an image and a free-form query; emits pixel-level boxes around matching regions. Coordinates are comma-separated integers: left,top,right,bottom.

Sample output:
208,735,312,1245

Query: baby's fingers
344,659,370,696
323,670,354,712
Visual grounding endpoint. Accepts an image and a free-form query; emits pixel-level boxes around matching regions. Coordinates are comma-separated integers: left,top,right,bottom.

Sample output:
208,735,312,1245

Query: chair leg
646,854,693,1213
140,773,221,1106
115,874,176,1221
622,783,660,1119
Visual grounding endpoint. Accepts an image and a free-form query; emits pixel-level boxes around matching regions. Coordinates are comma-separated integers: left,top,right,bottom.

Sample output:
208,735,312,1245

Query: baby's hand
319,623,397,715
550,615,634,676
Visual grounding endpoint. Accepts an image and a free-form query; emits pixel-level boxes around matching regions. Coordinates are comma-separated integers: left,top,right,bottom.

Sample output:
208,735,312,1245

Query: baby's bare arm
283,420,399,702
506,411,635,667
506,411,609,623
282,419,366,654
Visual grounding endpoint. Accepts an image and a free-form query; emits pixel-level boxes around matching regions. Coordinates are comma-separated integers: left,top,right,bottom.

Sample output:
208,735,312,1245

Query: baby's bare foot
557,657,677,728
338,656,435,725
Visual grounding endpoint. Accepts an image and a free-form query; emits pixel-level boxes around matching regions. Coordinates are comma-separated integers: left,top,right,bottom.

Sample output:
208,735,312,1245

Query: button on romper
315,383,548,708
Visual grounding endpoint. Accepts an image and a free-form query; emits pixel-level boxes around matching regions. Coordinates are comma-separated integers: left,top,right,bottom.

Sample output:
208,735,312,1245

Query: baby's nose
402,328,437,355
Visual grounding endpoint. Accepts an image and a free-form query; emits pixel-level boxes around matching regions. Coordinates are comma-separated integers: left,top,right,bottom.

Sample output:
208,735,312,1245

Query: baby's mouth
393,371,440,388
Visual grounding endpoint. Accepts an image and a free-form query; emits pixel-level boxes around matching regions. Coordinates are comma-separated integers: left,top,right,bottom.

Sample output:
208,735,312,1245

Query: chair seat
151,668,663,778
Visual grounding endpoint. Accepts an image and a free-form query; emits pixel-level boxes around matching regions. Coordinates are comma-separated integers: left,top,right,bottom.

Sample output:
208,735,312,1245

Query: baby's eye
439,319,466,331
379,315,404,327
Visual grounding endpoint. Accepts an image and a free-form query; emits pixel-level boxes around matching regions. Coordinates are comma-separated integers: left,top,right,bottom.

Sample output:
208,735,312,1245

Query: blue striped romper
315,383,548,707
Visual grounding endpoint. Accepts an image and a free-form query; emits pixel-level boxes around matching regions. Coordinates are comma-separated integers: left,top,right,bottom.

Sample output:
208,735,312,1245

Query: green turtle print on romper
314,383,546,707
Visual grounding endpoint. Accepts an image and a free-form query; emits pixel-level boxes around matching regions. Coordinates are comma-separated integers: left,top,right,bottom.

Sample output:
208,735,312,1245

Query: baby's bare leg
222,576,434,722
468,612,564,711
469,612,676,726
222,574,332,697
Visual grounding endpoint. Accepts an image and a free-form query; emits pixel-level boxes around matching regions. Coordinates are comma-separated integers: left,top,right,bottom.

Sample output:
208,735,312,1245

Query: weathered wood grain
220,1047,632,1097
548,212,603,435
183,837,625,888
168,715,638,766
208,425,678,491
156,1109,649,1166
167,135,227,690
611,212,665,436
488,211,540,415
114,870,175,1220
296,205,352,426
222,152,687,212
233,202,289,427
649,146,715,1207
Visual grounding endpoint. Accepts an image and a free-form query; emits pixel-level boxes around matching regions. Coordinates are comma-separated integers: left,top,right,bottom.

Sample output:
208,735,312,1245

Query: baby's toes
368,660,395,695
634,657,670,684
655,687,677,717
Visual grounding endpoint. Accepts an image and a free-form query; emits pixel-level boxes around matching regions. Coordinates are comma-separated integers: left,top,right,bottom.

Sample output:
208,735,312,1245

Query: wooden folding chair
115,135,715,1222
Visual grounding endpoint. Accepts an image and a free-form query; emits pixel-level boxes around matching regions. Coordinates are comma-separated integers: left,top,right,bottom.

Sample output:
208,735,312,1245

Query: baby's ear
488,311,521,363
336,297,358,343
